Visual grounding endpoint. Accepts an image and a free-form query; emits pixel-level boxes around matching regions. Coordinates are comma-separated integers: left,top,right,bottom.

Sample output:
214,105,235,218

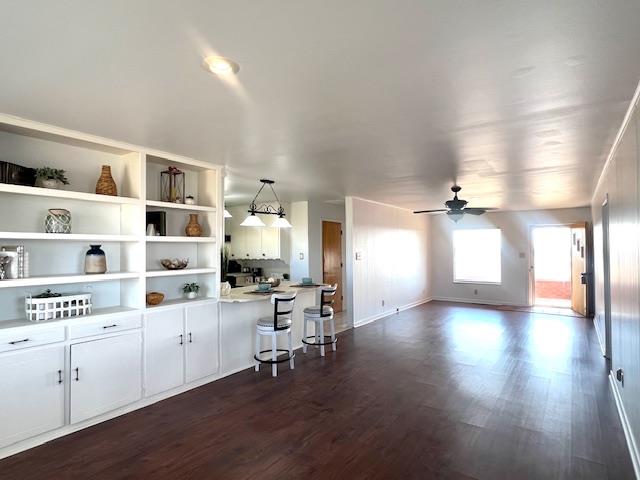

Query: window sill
453,280,502,286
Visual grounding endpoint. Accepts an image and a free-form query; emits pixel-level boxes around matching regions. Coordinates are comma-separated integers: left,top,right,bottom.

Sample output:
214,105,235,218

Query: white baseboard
431,296,528,308
593,314,607,357
353,297,432,328
609,373,640,479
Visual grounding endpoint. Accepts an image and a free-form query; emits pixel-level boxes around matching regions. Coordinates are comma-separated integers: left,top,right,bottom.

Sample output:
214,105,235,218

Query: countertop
219,281,325,303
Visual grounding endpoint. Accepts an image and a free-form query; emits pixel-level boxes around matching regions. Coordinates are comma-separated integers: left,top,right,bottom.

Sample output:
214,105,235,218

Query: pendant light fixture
240,179,292,228
223,209,232,218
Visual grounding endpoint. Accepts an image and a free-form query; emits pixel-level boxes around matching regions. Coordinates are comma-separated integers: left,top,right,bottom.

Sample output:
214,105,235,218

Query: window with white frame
453,228,501,283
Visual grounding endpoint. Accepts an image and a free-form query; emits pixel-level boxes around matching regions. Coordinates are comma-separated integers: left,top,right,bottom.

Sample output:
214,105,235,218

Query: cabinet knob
616,368,624,385
74,367,79,381
102,324,118,329
188,332,193,343
57,369,63,384
179,334,184,346
9,338,29,345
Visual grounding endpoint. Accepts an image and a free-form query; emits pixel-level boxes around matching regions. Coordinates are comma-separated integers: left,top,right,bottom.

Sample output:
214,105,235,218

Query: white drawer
0,327,65,353
68,315,142,340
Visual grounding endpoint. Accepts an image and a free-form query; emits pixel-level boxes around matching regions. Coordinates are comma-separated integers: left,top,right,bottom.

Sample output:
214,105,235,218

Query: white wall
345,196,431,327
430,207,591,306
289,201,309,281
307,200,346,298
591,84,640,473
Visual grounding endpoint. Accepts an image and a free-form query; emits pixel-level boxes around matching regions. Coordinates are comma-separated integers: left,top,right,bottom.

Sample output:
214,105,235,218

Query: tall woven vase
95,165,117,196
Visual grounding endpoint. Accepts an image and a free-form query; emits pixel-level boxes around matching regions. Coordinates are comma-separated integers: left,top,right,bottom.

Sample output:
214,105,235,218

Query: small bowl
146,292,164,306
269,279,281,288
160,258,189,270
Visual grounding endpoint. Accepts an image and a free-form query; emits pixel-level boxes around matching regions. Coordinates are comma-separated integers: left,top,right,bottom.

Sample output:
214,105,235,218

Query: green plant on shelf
35,167,70,185
182,282,200,294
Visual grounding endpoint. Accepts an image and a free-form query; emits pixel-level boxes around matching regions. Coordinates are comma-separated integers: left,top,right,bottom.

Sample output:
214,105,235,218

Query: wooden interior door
571,223,587,316
322,221,343,312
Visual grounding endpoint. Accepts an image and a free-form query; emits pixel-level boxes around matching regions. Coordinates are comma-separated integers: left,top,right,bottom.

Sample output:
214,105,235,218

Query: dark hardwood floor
1,301,633,479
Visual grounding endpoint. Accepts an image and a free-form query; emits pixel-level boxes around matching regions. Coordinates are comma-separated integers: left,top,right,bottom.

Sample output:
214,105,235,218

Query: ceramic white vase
220,281,231,296
186,291,197,299
41,179,63,189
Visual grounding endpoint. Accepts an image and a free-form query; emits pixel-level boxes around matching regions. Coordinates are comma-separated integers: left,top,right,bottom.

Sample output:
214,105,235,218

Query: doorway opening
531,226,572,308
322,221,343,313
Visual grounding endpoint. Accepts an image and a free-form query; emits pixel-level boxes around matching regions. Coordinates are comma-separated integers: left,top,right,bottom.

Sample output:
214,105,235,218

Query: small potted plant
183,282,200,299
36,167,69,189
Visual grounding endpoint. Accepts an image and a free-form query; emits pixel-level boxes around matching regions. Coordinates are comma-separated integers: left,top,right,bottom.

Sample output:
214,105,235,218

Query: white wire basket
25,292,92,322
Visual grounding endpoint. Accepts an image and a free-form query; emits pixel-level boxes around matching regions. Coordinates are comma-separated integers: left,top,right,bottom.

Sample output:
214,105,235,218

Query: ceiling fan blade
413,209,448,214
462,208,495,215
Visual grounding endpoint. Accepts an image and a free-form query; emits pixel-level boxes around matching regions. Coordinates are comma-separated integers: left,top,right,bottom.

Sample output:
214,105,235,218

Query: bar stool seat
254,292,296,377
302,284,338,357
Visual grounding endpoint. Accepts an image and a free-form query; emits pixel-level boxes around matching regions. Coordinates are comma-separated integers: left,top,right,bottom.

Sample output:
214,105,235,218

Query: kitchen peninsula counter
218,281,323,375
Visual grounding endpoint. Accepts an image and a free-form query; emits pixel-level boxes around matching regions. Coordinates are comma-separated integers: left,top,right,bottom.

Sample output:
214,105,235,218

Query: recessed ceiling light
203,56,239,76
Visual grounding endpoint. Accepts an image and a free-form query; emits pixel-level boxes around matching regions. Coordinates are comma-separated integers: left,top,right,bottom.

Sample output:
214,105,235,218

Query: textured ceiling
1,1,639,210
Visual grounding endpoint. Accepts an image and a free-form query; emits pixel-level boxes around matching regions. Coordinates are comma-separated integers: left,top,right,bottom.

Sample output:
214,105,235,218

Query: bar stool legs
255,333,261,372
317,320,325,357
271,333,277,377
287,333,294,369
303,316,308,353
329,317,336,352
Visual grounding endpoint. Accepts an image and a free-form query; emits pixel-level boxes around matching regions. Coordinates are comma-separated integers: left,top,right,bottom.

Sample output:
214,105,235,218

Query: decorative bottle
95,165,117,196
185,214,203,237
85,245,107,274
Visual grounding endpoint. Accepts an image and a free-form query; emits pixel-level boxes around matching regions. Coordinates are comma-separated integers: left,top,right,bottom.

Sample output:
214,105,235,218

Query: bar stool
302,284,338,357
254,292,297,377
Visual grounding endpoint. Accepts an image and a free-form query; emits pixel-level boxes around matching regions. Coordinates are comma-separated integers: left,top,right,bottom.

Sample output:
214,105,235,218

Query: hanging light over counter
240,179,292,228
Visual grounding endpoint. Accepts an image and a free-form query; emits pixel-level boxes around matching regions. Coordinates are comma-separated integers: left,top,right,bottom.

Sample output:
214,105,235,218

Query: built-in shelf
146,200,216,212
0,272,139,289
145,236,216,243
0,232,138,242
145,268,216,278
0,183,140,205
145,297,216,311
0,305,141,331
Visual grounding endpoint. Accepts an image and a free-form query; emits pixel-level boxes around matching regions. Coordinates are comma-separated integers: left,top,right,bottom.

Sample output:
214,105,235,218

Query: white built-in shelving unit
0,113,223,328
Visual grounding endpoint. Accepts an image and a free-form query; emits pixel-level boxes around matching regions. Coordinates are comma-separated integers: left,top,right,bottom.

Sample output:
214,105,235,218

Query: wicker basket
25,292,92,322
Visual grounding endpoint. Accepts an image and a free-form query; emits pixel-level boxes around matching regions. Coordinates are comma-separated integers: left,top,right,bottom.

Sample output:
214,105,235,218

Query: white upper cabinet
70,332,142,424
0,346,65,448
226,206,289,261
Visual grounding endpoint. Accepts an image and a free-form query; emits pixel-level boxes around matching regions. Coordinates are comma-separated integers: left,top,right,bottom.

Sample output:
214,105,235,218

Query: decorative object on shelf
161,166,185,204
35,167,69,189
25,289,92,322
185,195,196,205
185,213,203,237
45,208,72,234
95,165,117,196
1,245,24,278
241,179,292,228
146,211,166,236
302,277,313,285
220,281,231,296
0,255,11,280
267,277,281,288
146,291,164,306
160,258,189,270
183,282,200,299
84,245,107,274
0,161,36,186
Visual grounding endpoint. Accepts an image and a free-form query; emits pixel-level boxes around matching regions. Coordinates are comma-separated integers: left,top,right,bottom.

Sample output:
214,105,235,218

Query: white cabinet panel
0,327,65,353
246,226,262,259
0,346,65,448
70,333,142,424
68,314,142,339
185,303,219,383
145,309,185,396
261,226,280,259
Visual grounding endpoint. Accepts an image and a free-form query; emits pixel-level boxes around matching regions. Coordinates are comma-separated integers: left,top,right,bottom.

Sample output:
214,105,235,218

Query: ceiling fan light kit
413,185,496,222
241,179,292,228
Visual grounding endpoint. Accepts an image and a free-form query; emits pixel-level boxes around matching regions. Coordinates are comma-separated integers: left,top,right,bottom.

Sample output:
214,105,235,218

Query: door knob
616,368,624,385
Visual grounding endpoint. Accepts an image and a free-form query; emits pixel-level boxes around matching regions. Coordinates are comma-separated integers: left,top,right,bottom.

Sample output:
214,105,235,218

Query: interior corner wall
430,207,591,307
345,196,431,327
289,201,309,281
307,200,346,302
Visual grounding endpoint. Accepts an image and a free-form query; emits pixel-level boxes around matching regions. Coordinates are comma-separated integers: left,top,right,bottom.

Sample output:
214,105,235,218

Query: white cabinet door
0,346,65,448
70,333,142,424
145,309,185,396
246,225,262,259
261,226,280,259
229,221,246,260
185,303,219,383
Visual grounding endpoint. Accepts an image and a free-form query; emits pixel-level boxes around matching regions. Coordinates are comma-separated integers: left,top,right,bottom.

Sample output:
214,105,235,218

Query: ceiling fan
413,185,496,222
